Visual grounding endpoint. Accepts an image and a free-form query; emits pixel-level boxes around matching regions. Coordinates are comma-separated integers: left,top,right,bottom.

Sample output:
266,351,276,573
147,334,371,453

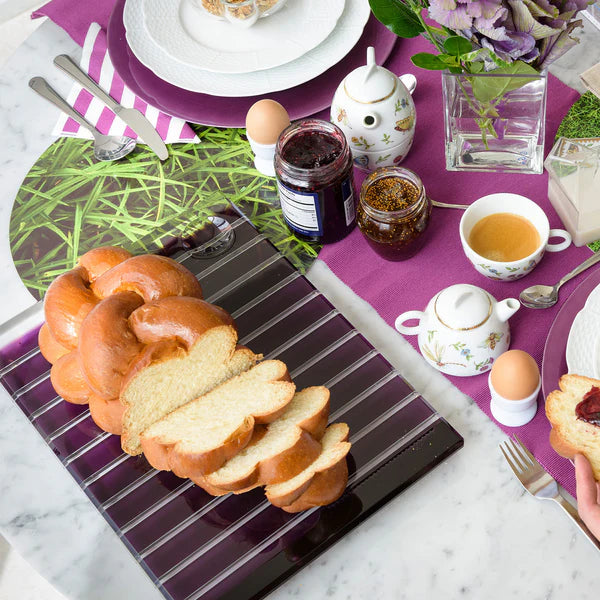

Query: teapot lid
434,284,493,330
344,46,397,104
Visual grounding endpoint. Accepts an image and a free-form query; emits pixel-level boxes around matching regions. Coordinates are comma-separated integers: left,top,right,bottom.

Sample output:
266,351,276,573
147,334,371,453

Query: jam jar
357,166,431,260
274,119,356,244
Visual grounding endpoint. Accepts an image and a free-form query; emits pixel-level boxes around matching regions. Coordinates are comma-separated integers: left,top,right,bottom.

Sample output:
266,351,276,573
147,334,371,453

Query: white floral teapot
331,46,417,172
395,284,520,377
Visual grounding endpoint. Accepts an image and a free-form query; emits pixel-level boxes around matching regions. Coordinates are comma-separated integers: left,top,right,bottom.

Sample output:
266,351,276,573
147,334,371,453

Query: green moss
556,92,600,140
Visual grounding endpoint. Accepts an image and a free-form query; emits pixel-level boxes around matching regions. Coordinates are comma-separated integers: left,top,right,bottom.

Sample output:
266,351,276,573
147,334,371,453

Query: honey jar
357,166,431,260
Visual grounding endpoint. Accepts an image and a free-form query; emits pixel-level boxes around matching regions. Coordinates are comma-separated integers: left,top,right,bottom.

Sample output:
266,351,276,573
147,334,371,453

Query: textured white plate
142,0,345,74
565,283,600,377
124,0,369,97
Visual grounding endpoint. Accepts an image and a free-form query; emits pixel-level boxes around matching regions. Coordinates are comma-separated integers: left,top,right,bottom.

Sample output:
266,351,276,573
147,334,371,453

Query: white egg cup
247,133,276,177
488,373,540,427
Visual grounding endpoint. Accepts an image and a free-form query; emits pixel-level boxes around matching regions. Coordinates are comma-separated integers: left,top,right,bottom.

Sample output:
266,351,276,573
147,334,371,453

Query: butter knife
53,54,168,161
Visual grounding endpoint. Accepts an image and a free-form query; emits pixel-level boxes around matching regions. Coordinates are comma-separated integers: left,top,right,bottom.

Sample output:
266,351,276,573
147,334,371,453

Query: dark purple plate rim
541,266,600,399
107,0,397,127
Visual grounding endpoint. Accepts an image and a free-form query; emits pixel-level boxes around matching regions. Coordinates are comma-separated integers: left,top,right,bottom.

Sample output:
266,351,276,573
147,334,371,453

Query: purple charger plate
541,267,600,399
107,0,397,127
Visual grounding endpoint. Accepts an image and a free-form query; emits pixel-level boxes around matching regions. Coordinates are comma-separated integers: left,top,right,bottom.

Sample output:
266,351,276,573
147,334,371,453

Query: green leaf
411,52,448,70
437,53,461,66
443,36,472,56
368,0,424,38
470,61,540,104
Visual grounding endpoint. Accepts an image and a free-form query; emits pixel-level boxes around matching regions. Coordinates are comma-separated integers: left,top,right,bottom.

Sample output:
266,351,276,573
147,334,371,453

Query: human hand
575,454,600,541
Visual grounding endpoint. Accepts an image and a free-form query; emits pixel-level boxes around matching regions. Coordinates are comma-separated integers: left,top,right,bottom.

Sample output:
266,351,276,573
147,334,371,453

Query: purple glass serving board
542,267,600,399
106,0,397,127
0,209,462,600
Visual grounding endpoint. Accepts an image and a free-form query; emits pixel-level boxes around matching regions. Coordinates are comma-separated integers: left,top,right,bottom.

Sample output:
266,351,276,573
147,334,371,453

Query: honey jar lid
434,284,492,330
343,46,397,104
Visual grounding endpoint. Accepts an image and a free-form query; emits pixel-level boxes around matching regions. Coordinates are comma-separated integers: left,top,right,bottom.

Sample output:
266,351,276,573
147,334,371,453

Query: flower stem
412,5,445,54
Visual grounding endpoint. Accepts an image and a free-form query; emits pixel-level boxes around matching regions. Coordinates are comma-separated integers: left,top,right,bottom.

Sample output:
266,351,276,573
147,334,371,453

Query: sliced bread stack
42,246,352,511
141,379,351,512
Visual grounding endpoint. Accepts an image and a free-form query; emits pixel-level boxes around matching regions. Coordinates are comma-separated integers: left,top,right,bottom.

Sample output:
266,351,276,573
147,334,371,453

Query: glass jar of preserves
274,119,356,244
357,166,431,261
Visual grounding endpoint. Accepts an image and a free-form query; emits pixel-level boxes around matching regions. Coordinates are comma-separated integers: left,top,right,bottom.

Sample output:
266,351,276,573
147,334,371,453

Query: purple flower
426,0,589,70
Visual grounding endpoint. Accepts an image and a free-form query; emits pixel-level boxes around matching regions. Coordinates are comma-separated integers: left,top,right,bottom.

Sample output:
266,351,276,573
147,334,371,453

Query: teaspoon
519,251,600,309
29,77,136,162
430,199,470,210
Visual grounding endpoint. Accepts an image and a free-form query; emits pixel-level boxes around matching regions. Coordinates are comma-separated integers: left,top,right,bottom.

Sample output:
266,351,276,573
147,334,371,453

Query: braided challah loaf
41,246,351,512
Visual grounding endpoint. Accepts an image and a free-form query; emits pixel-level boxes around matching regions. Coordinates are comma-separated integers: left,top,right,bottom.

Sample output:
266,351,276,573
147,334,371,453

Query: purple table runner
319,36,586,497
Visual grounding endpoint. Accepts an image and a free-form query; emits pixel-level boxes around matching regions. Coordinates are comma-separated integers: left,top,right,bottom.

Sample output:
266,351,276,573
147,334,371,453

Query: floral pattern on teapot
394,284,519,378
421,329,508,374
330,47,416,172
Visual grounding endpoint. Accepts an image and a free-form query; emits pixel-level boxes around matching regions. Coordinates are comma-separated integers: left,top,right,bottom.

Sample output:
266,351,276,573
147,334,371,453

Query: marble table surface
1,17,600,600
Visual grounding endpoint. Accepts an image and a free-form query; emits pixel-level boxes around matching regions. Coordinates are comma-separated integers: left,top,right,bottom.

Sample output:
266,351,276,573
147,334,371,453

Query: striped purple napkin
53,23,199,143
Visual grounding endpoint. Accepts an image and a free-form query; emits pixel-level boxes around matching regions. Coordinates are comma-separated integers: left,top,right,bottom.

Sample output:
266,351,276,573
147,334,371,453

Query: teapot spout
496,298,520,322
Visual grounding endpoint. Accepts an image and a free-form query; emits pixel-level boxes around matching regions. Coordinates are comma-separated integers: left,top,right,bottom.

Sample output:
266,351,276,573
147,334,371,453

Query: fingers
575,454,600,539
575,454,596,507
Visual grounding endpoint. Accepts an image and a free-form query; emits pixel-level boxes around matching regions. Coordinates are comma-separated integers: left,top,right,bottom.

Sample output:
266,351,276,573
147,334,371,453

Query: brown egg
490,350,540,400
245,99,291,145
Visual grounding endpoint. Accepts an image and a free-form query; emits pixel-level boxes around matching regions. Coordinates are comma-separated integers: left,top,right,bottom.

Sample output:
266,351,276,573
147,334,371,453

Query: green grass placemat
10,126,320,299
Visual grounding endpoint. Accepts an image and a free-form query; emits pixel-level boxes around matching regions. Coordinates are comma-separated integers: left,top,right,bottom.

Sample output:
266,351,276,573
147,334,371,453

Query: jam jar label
342,177,355,226
277,182,323,236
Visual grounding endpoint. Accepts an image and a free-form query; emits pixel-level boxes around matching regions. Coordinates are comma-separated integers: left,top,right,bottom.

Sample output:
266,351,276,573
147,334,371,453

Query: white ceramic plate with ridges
565,283,600,377
124,0,369,96
142,0,345,74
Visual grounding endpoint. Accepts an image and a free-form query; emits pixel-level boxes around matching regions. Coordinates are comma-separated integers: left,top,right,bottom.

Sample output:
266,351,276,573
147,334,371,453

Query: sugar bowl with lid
331,46,416,172
395,284,520,377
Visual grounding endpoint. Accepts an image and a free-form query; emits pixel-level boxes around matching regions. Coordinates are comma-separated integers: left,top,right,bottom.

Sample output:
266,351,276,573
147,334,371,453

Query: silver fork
500,435,600,551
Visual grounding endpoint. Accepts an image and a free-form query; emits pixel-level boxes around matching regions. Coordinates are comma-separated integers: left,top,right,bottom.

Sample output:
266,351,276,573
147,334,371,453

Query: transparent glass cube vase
442,70,548,174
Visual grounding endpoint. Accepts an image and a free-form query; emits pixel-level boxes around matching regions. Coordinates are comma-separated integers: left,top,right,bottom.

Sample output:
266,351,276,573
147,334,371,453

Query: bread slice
121,325,260,455
200,386,330,493
546,374,600,480
266,423,351,512
140,359,295,476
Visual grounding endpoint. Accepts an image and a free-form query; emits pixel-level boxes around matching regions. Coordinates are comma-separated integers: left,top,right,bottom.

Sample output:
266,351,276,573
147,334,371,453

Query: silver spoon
430,199,470,210
520,251,600,309
29,77,136,161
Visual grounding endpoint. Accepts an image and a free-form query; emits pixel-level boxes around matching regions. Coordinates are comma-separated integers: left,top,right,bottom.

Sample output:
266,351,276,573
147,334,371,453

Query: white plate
565,283,600,377
142,0,345,74
124,0,370,97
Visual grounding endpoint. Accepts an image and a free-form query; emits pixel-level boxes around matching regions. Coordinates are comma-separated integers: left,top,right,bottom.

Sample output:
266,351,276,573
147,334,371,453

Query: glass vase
442,71,547,174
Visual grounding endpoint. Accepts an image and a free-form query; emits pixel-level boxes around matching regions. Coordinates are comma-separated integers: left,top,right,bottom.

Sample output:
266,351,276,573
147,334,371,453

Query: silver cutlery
430,199,470,210
520,251,600,309
29,77,136,162
500,435,600,551
53,54,168,161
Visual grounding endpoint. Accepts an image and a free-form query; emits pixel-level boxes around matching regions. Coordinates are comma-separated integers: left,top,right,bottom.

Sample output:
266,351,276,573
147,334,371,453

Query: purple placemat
112,3,395,126
319,33,588,498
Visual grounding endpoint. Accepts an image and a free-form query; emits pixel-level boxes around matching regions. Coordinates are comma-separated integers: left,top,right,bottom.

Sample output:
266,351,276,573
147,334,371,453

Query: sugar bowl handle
395,311,425,335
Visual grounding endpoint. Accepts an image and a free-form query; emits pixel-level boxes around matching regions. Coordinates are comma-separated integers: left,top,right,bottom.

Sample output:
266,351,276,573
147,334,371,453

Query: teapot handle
394,311,425,335
399,73,417,95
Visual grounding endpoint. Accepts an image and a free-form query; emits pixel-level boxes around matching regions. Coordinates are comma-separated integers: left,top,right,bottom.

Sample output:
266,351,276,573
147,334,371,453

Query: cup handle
545,229,572,252
395,311,424,335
